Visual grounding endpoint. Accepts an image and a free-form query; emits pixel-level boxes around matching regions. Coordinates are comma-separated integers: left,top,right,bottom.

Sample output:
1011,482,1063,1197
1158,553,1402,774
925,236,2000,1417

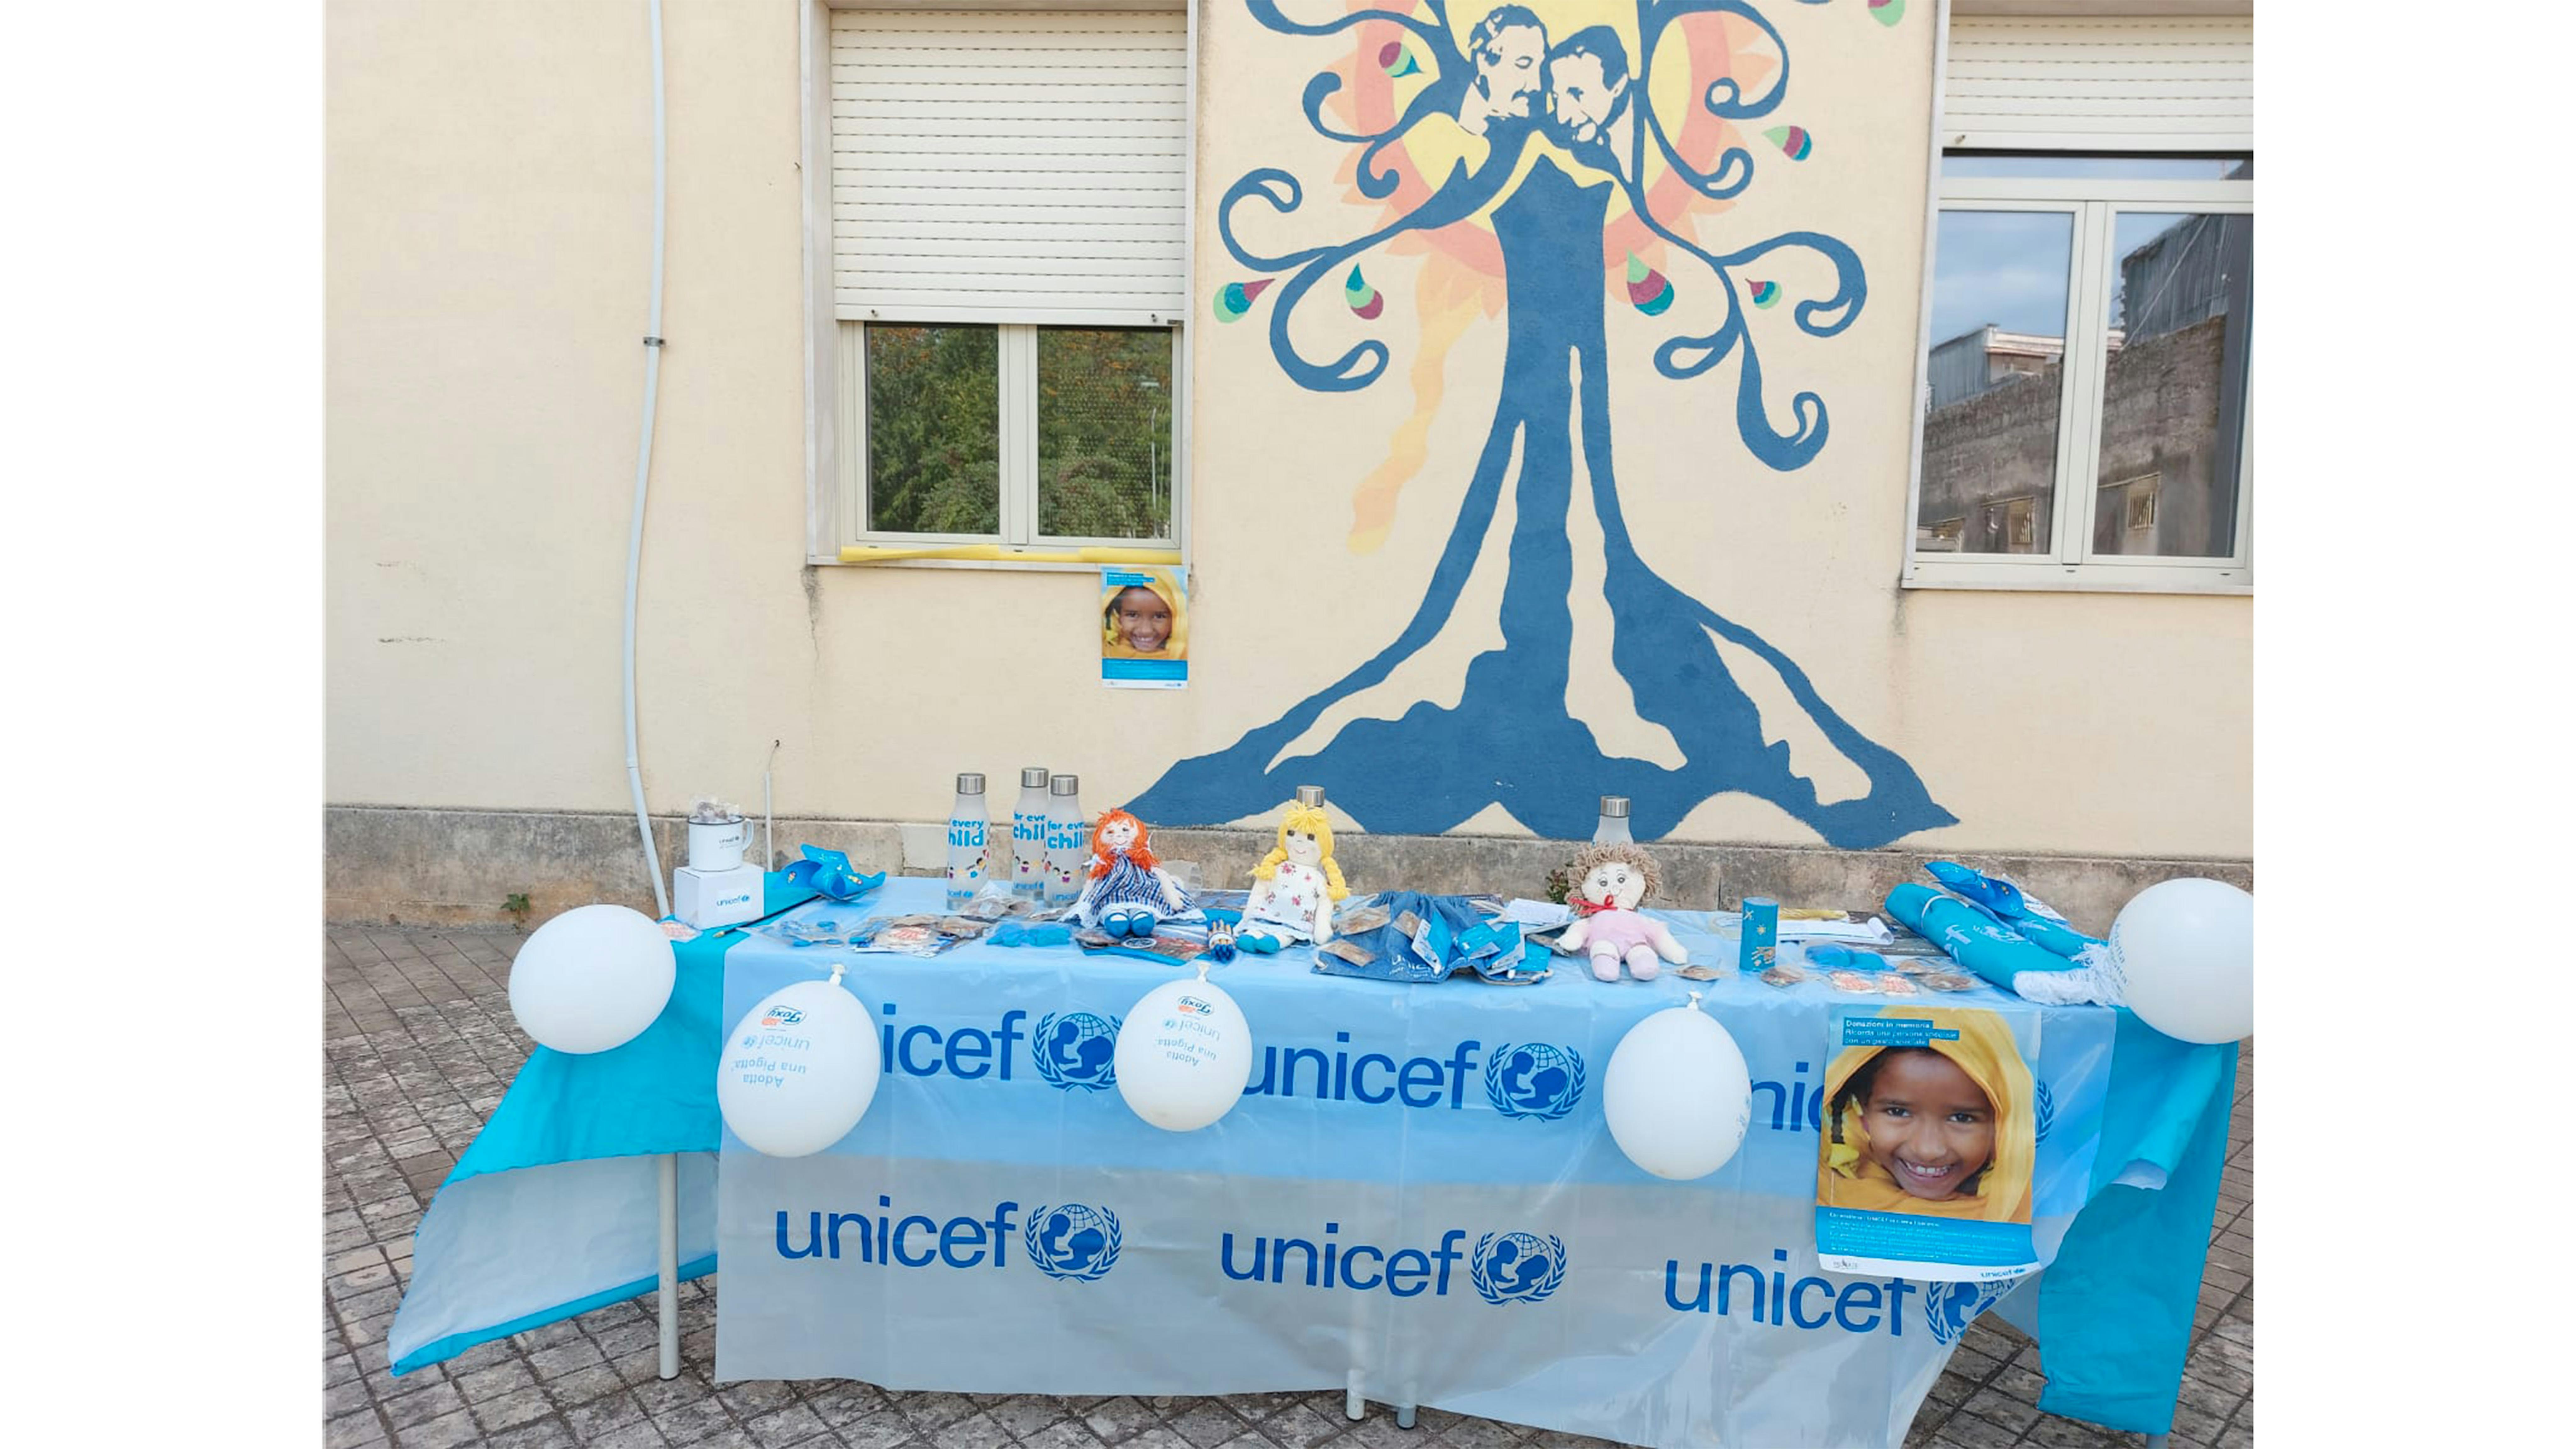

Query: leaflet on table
1814,1005,2042,1284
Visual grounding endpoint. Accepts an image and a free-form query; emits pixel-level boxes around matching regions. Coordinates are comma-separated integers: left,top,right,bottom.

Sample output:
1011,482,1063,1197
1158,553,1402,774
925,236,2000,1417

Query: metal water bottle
1593,795,1633,844
1295,784,1326,809
946,773,988,909
1044,773,1085,908
1012,766,1050,899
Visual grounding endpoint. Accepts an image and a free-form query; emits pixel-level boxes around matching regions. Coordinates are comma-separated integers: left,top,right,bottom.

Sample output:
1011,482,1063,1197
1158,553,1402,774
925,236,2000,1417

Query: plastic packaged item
1043,774,1085,908
1760,962,1808,988
991,919,1074,949
947,773,989,909
1012,766,1050,900
1825,969,1877,993
1919,972,1981,992
1874,973,1919,995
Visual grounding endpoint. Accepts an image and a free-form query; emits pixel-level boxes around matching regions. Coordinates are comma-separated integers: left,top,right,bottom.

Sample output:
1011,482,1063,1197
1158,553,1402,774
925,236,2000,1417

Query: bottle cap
1294,785,1327,807
1050,773,1080,796
1599,795,1630,819
956,773,986,794
1021,767,1051,789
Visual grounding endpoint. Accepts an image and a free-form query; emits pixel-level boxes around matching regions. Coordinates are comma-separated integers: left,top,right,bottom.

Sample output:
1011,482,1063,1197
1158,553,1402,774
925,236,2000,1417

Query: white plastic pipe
624,0,670,918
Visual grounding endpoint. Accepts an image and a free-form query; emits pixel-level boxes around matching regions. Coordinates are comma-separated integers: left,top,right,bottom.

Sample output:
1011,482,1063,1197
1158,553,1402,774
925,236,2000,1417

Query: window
1906,15,2252,593
805,5,1191,563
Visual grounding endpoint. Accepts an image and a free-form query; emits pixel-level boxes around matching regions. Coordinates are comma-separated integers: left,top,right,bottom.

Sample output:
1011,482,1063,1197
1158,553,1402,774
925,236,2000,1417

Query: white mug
689,816,748,872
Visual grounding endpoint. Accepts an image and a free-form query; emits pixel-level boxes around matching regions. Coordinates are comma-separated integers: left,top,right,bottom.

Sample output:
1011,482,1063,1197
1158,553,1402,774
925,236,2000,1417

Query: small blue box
1738,896,1779,973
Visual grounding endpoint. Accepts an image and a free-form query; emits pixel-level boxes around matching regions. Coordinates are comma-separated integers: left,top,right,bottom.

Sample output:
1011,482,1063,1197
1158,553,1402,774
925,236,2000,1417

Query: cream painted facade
327,0,2250,863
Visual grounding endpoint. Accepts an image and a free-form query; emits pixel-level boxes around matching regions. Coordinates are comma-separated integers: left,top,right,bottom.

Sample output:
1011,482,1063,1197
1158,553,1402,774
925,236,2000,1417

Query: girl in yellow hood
1818,1008,2035,1223
1101,571,1188,659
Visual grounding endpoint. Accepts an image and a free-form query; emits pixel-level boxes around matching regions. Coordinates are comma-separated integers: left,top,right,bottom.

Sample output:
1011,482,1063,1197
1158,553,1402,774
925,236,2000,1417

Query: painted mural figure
1139,0,1954,850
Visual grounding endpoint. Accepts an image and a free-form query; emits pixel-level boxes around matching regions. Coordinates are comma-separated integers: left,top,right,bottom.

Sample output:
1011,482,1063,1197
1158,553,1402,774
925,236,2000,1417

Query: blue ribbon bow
780,845,884,902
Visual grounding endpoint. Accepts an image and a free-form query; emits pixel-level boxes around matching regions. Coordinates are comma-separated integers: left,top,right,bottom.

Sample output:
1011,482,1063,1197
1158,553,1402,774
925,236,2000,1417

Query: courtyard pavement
324,925,2253,1449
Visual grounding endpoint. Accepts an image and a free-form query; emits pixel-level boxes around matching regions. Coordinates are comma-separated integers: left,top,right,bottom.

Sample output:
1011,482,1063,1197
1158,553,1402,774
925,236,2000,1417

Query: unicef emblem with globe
1484,1042,1586,1121
1924,1278,2013,1346
1033,1012,1121,1092
1023,1204,1123,1282
1470,1232,1568,1306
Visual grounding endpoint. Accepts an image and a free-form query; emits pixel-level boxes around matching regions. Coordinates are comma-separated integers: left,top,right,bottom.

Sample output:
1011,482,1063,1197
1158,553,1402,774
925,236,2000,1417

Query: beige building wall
327,0,2249,864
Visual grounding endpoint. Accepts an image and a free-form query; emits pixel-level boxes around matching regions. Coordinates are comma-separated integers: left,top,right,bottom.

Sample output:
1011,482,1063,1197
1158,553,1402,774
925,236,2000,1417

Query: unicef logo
1469,1232,1568,1305
1485,1043,1586,1121
1033,1012,1120,1092
2033,1081,2056,1146
1023,1203,1123,1282
1924,1278,2013,1345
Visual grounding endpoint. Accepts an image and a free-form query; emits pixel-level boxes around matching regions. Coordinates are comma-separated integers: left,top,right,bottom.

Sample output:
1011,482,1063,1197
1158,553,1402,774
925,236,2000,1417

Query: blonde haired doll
1235,803,1349,952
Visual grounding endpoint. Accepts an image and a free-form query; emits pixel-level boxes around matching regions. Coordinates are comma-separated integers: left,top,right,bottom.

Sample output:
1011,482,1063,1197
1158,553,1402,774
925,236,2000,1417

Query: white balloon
1114,975,1254,1132
507,904,677,1055
1603,1002,1754,1180
718,974,882,1157
2111,878,2254,1045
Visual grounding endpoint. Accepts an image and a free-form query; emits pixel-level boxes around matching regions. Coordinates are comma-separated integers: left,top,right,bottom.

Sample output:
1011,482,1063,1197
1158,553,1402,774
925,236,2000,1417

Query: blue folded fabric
1924,861,2104,960
1885,883,2070,989
1315,893,1537,984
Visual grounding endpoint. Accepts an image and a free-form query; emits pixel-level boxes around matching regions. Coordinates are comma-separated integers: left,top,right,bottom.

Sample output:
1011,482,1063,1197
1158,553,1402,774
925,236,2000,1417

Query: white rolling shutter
831,8,1189,325
1942,16,2251,151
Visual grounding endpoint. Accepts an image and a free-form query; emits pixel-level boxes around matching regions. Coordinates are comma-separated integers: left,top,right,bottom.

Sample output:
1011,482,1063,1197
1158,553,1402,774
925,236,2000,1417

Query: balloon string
1686,990,1704,1011
1195,960,1210,982
828,962,846,987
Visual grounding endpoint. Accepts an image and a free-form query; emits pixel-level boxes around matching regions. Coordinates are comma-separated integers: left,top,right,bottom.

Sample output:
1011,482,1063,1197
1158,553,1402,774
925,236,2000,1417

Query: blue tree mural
1135,0,1952,848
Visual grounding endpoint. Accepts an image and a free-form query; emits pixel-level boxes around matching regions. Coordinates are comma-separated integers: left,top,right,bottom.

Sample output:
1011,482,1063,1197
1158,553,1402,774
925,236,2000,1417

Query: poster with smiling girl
1100,566,1189,689
1815,1005,2040,1283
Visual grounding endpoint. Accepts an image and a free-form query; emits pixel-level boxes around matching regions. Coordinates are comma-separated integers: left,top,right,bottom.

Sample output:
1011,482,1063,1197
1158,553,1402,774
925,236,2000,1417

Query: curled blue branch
1258,130,1531,392
1716,230,1866,337
1645,100,1756,200
1245,0,1448,49
1619,169,1859,469
1218,170,1343,273
1642,0,1792,120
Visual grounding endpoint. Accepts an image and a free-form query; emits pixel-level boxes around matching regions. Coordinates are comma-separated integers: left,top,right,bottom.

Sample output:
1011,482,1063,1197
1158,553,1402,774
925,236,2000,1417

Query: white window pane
2092,212,2251,558
866,325,1000,536
1919,209,2074,556
1036,328,1173,541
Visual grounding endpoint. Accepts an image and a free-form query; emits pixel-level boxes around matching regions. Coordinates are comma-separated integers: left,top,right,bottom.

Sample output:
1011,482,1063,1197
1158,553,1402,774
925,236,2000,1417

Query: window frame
836,320,1185,550
801,0,1197,570
1902,20,2253,596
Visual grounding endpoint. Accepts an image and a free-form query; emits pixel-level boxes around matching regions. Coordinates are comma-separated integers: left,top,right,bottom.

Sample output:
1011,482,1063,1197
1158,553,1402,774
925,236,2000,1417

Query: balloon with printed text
719,973,882,1157
1113,975,1254,1132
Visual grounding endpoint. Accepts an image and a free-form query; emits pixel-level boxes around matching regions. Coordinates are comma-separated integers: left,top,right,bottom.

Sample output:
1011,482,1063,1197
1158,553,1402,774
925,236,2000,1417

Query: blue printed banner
712,881,2115,1448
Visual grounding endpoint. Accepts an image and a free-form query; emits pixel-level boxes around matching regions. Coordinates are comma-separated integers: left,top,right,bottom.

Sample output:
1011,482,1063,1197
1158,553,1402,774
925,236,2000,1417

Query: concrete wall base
327,805,2252,937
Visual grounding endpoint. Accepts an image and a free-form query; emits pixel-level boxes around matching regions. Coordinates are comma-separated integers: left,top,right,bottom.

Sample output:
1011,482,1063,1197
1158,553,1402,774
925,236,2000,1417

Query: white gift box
674,862,765,929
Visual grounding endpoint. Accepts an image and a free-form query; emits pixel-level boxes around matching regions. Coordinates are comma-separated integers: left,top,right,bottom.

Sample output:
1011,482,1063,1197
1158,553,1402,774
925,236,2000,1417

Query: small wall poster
1101,565,1188,689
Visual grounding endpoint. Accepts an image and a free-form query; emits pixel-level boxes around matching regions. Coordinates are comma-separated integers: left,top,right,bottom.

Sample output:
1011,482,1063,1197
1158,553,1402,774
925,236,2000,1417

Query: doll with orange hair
1073,809,1191,937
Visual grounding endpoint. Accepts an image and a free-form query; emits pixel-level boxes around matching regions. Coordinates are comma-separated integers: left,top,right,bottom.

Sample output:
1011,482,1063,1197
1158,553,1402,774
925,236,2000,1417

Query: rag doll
1235,802,1350,953
1073,809,1190,937
1557,842,1690,982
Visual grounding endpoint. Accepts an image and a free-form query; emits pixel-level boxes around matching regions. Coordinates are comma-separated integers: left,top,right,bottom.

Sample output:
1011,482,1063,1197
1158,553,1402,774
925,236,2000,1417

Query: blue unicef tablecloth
389,878,2236,1445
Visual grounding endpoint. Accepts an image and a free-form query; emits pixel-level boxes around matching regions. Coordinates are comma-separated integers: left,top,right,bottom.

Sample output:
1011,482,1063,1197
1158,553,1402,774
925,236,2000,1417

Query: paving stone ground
325,925,2252,1449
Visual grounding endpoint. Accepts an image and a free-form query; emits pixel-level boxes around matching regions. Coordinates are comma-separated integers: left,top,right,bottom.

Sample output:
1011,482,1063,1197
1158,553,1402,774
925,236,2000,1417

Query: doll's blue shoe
1237,929,1283,954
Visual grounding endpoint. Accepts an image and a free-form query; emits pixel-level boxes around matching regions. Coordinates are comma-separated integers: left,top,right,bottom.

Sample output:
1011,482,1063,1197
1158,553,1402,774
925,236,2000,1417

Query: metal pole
658,1151,680,1379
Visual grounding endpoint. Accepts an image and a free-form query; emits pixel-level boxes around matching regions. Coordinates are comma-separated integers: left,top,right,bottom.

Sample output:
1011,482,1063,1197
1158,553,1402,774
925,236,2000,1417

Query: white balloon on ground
1603,998,1754,1180
2110,878,2254,1045
507,904,677,1054
1114,973,1254,1132
719,970,882,1157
